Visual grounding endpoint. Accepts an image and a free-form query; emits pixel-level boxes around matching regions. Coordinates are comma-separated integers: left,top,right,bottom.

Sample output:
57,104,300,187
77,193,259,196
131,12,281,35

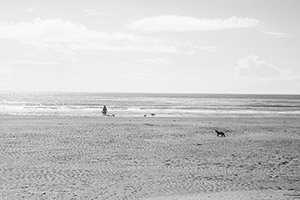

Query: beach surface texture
0,116,299,199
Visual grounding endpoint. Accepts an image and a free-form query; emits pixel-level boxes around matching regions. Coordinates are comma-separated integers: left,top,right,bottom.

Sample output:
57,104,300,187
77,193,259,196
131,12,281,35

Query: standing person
102,105,107,116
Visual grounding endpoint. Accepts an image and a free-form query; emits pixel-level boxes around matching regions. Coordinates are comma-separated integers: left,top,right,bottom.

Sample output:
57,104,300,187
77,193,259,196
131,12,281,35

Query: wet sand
0,116,299,199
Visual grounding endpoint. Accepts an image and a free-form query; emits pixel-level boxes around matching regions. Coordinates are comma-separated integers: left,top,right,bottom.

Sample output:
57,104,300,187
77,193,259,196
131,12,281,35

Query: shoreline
1,114,300,119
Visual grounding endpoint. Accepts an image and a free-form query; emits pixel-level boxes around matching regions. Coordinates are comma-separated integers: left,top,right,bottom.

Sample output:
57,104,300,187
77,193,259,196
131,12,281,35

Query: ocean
0,92,299,117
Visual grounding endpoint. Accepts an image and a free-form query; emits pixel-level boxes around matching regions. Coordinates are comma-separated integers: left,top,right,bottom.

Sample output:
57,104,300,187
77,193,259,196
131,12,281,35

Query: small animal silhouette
215,130,226,137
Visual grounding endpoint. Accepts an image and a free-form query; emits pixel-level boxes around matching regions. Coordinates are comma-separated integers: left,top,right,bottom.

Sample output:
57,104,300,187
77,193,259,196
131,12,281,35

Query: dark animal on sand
215,130,226,137
151,113,156,116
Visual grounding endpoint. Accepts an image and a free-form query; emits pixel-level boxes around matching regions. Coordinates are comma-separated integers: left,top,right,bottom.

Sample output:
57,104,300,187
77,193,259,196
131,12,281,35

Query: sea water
0,92,299,117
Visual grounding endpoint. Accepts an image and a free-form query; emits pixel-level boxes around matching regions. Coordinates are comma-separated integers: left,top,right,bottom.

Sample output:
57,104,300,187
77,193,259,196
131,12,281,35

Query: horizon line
0,90,299,96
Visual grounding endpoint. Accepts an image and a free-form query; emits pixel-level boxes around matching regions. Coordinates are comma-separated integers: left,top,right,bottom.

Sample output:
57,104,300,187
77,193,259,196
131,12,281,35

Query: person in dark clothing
102,105,107,116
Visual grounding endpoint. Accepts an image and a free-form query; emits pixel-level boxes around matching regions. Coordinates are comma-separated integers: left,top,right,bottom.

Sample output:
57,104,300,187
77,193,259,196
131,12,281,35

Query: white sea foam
0,92,299,117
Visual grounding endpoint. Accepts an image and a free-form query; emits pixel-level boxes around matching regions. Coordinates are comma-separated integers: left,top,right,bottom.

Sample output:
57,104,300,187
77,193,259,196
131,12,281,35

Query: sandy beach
0,116,299,199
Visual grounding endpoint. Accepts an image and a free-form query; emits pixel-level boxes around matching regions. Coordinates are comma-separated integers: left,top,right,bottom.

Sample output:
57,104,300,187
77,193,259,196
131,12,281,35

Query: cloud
0,18,90,42
0,18,188,53
69,43,179,53
0,18,132,43
83,9,106,16
261,31,290,38
9,60,62,65
141,58,170,65
127,15,259,32
122,72,150,79
200,46,218,53
23,8,36,13
236,55,283,78
0,58,64,69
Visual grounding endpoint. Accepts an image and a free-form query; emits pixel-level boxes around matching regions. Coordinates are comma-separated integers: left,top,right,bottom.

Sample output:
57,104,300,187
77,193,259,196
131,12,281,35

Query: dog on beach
215,129,226,137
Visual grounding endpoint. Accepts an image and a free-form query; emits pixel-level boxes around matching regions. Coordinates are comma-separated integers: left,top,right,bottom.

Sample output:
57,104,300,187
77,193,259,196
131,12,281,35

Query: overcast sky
0,0,299,94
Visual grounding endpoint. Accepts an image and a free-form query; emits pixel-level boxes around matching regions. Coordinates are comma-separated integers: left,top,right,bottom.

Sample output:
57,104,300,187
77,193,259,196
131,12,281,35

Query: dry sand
0,116,299,199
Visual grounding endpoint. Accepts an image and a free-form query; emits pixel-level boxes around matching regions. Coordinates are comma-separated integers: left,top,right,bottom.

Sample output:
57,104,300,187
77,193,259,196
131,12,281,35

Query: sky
0,0,300,94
